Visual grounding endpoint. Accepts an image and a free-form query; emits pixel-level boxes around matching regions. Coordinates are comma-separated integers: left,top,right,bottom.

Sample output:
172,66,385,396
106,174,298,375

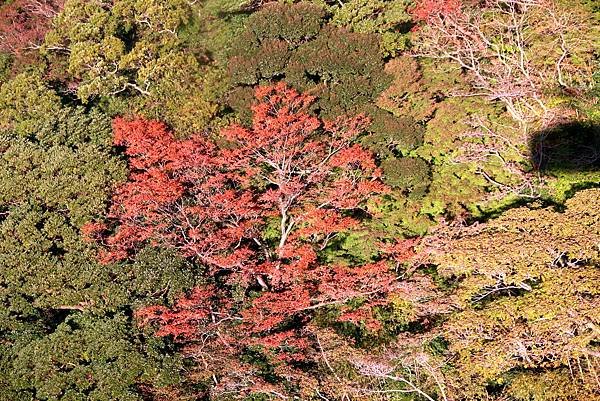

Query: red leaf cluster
0,0,63,55
410,0,462,23
100,117,260,269
89,83,417,393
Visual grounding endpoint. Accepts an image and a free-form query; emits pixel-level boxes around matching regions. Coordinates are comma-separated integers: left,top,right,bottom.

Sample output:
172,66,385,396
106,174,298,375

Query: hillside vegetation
0,0,598,399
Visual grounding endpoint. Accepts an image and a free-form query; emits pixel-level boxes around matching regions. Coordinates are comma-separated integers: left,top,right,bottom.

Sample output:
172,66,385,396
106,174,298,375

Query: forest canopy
0,0,598,400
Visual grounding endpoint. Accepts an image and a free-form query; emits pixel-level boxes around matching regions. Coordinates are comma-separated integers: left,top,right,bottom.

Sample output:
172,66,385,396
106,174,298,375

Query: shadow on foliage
529,121,600,173
215,6,254,17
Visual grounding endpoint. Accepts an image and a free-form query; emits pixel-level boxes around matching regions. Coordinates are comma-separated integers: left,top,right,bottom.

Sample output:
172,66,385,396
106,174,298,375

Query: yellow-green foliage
430,189,600,287
526,0,599,92
46,0,161,100
330,0,413,56
377,55,535,219
507,369,600,401
426,189,600,400
43,0,219,134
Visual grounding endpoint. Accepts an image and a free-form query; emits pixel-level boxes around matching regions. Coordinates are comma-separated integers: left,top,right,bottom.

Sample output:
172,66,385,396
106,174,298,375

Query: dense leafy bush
227,2,391,119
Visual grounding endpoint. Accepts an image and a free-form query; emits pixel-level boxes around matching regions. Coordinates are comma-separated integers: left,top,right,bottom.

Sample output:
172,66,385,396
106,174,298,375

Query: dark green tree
227,2,392,120
0,73,193,400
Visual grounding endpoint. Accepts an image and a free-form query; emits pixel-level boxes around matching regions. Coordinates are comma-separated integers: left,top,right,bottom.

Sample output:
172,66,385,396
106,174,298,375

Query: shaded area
530,121,600,172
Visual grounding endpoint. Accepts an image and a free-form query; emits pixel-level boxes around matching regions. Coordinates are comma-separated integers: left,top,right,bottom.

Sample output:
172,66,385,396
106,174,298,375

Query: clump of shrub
227,2,391,119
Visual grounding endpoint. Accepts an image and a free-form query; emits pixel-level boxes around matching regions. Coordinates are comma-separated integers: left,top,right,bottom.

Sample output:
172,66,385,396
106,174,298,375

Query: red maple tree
95,117,260,274
87,82,416,395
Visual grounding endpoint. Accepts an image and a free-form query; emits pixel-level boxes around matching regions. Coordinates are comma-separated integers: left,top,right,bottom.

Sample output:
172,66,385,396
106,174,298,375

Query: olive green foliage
580,0,600,18
4,314,179,401
227,2,392,119
246,2,325,44
364,109,424,157
191,0,248,63
286,26,390,118
368,194,433,236
376,55,463,122
0,72,61,132
0,52,11,82
184,0,251,130
0,73,191,400
322,230,382,265
362,109,430,197
330,0,413,56
507,369,600,401
416,96,510,216
43,0,219,134
423,189,600,400
380,157,430,194
0,73,122,236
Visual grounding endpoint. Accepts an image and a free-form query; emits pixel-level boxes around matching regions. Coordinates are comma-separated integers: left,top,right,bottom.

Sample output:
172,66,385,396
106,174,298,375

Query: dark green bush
363,109,425,157
380,156,431,195
227,2,391,119
245,2,326,45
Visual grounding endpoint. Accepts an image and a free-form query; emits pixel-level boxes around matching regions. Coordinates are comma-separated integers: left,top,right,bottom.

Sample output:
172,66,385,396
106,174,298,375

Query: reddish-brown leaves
90,83,416,394
0,0,62,56
99,118,260,267
411,0,462,22
222,82,386,254
135,287,217,341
